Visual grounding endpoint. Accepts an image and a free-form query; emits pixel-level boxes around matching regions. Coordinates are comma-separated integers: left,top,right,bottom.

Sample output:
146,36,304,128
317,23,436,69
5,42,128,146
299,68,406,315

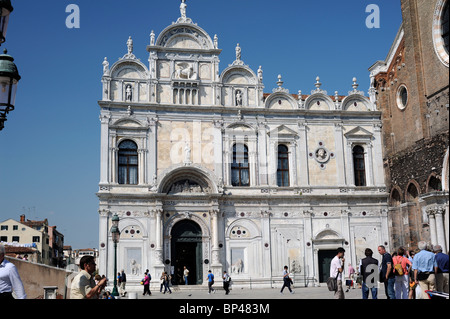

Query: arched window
277,144,289,186
231,144,249,186
428,175,442,192
118,140,138,185
443,0,449,54
353,145,366,186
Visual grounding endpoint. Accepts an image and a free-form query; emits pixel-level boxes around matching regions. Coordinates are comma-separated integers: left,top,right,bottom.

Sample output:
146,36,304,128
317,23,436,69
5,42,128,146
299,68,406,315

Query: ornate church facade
97,2,389,288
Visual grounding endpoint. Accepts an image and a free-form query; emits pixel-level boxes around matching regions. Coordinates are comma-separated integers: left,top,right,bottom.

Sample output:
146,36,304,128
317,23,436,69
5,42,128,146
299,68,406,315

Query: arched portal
170,220,203,285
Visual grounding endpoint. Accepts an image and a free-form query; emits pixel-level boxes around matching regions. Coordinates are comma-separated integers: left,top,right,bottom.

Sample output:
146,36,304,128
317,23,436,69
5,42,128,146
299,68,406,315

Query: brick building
369,0,449,252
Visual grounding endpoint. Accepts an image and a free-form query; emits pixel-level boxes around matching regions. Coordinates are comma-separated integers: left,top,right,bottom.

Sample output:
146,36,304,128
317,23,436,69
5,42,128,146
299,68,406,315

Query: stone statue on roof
180,0,187,19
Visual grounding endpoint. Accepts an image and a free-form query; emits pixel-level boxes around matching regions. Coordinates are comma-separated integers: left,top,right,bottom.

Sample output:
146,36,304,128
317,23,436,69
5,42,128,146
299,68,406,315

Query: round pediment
156,24,214,50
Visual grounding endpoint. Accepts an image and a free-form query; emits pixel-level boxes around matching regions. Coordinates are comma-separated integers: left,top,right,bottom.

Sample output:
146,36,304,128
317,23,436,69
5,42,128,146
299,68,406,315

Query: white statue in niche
184,143,191,164
125,84,133,102
235,90,243,106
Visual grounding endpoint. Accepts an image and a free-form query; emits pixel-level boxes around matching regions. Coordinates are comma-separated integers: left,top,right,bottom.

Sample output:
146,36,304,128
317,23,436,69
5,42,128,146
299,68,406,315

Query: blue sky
0,0,402,249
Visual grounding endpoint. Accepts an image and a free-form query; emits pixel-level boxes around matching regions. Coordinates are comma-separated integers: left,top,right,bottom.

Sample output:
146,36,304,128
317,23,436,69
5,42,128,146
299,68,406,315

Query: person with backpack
393,247,412,299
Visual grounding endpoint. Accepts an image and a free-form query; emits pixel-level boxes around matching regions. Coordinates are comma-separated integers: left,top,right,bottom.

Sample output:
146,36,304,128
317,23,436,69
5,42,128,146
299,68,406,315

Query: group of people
139,267,232,296
330,241,449,299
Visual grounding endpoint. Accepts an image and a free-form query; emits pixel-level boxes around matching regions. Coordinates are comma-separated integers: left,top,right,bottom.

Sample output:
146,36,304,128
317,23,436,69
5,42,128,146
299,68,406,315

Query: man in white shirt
183,266,189,285
330,247,346,299
0,244,27,299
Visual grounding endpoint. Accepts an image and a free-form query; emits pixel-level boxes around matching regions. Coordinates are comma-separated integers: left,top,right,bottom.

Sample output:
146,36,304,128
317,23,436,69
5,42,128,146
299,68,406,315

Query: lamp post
0,0,13,45
0,49,20,130
110,214,120,297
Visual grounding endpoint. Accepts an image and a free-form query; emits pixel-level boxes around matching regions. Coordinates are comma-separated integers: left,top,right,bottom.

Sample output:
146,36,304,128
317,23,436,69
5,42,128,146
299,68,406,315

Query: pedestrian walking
0,244,26,299
378,245,395,299
119,269,127,297
207,270,215,294
330,247,345,299
183,266,189,285
70,255,107,299
142,271,152,296
346,263,355,292
359,248,378,299
434,244,449,293
223,270,231,295
159,272,165,293
280,265,294,294
412,241,438,299
162,271,172,294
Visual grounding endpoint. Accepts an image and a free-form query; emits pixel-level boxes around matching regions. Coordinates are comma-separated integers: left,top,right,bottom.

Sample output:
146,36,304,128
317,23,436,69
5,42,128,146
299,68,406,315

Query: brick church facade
369,0,449,252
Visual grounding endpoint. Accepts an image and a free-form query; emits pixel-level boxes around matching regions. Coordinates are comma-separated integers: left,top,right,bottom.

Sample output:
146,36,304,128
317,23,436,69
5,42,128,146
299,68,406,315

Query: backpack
394,257,404,276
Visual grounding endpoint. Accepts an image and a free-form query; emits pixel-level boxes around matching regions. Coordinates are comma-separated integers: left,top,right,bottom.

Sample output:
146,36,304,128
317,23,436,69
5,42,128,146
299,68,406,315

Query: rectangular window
1,225,8,231
12,236,20,242
33,236,40,243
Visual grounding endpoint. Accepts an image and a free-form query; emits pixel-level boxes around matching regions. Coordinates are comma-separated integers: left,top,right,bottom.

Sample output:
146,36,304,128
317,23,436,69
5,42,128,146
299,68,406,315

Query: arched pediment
305,93,335,111
157,165,218,194
111,117,146,129
265,92,297,109
313,229,344,242
226,122,255,131
226,218,261,239
156,24,214,50
110,60,148,79
341,95,373,111
221,65,257,85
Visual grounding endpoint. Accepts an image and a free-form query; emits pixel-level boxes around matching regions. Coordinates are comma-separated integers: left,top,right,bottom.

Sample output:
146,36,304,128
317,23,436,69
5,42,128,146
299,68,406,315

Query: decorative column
260,210,272,279
334,122,346,186
257,120,268,186
99,114,110,185
212,120,224,184
209,209,223,279
297,122,309,186
435,206,447,252
427,208,438,246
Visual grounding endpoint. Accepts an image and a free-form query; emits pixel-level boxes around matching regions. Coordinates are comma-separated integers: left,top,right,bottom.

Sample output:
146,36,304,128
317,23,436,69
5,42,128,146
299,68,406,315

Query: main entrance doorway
318,250,336,283
171,220,203,285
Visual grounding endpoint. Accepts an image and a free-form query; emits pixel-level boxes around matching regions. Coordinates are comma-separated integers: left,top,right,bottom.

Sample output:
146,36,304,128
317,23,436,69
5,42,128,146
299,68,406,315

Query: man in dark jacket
378,245,395,299
359,248,378,299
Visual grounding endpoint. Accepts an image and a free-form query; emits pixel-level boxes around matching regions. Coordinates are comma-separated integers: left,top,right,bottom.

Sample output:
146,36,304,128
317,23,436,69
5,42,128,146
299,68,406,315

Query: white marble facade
97,2,389,288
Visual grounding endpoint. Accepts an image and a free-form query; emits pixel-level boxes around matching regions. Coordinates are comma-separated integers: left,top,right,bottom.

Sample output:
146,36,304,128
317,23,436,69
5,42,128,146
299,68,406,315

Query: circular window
396,85,408,110
432,0,449,67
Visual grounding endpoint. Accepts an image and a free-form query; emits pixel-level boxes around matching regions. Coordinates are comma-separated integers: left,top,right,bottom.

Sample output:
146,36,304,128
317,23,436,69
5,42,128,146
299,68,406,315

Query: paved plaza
124,284,386,300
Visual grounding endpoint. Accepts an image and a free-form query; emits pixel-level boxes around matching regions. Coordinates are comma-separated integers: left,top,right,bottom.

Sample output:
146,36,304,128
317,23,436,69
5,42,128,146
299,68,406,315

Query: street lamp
0,49,20,131
0,0,13,45
110,214,120,297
